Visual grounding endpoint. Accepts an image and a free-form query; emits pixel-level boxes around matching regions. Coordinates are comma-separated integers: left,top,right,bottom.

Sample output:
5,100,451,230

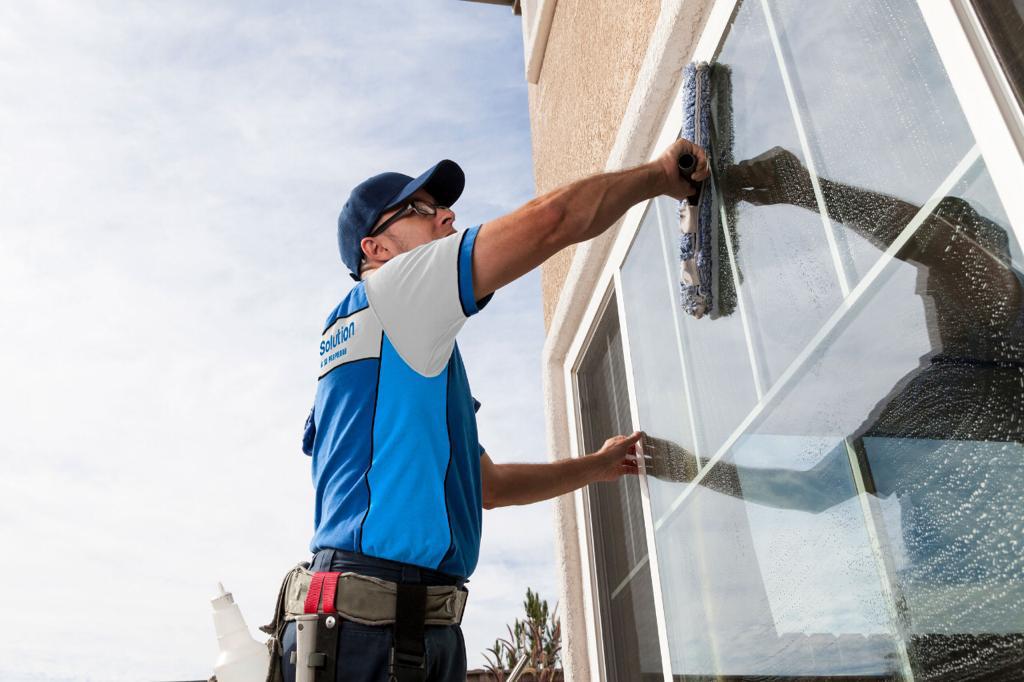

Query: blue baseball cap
337,159,465,280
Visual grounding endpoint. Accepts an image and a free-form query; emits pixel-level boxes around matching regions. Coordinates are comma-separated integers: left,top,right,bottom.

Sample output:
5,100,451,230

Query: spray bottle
211,582,270,682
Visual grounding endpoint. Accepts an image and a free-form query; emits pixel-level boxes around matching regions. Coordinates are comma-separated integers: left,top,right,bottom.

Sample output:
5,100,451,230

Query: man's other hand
588,431,643,483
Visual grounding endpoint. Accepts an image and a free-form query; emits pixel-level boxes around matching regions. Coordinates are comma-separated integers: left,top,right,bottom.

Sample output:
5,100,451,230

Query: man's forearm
488,457,601,508
538,163,666,251
471,139,700,298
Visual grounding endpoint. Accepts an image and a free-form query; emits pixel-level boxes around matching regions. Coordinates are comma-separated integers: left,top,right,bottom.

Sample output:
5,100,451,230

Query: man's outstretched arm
471,139,708,300
481,432,642,509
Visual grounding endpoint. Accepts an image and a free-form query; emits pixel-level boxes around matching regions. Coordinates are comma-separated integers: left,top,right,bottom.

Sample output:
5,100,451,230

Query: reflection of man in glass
688,147,1024,678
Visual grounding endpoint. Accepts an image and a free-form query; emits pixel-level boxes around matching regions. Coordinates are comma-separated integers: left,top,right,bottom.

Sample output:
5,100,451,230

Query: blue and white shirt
302,225,492,578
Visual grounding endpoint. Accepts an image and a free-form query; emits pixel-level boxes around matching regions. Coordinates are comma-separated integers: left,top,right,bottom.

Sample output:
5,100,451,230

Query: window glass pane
764,0,976,284
619,202,699,515
658,438,904,678
654,196,758,459
655,156,1024,678
600,562,663,682
855,159,1024,680
576,295,663,680
711,4,847,388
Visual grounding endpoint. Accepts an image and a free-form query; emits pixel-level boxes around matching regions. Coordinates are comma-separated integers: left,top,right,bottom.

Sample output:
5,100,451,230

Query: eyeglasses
368,200,452,238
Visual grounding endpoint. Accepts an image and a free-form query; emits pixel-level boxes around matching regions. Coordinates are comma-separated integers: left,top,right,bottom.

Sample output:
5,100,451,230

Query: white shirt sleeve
364,225,491,376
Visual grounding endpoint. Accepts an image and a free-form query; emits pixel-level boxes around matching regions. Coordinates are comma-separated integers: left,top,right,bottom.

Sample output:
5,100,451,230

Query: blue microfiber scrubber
679,62,717,318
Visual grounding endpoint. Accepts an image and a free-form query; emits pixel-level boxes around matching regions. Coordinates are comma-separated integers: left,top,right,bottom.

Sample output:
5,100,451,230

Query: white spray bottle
211,582,270,682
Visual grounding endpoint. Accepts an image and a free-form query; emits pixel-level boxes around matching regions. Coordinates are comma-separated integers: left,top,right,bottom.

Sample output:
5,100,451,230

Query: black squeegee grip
677,152,701,206
678,153,696,176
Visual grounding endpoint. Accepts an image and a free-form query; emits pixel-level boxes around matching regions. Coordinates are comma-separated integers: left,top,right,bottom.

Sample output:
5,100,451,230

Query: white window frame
565,231,673,682
564,282,616,682
557,0,1024,679
917,0,1024,231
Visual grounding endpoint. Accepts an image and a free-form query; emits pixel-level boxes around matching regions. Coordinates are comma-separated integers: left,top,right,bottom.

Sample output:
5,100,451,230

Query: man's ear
360,236,388,263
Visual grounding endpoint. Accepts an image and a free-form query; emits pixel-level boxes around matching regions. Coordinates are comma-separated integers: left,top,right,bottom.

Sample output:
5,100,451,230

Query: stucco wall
528,0,662,330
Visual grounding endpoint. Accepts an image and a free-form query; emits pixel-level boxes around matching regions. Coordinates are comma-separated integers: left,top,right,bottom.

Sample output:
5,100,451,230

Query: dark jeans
281,548,468,682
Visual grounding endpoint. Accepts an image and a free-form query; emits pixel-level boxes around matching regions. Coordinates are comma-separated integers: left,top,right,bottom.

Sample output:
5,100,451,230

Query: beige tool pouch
281,566,468,626
259,563,469,682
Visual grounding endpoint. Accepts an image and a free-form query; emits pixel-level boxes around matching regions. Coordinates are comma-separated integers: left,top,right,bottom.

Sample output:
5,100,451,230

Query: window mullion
843,438,917,680
758,0,853,297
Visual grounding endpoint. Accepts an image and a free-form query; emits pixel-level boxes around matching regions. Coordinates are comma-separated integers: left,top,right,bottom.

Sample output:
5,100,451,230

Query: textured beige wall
529,0,662,330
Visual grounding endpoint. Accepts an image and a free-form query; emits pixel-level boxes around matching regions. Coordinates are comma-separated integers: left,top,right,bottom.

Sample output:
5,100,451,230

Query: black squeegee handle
677,152,702,206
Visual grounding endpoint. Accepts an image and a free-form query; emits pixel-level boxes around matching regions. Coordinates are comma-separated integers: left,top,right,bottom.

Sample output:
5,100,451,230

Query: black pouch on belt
390,583,428,682
312,612,341,682
290,570,346,682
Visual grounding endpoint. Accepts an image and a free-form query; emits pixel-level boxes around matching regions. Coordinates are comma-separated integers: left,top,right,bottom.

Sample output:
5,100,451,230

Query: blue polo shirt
302,225,492,578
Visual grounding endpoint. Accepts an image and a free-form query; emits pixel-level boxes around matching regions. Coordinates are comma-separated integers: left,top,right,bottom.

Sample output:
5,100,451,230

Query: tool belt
261,563,468,682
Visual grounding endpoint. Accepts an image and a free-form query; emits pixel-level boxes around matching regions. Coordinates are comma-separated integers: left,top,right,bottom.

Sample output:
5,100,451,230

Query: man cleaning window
277,137,707,682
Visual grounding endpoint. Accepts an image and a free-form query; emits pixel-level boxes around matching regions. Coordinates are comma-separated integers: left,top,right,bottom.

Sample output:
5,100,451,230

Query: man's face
364,189,457,262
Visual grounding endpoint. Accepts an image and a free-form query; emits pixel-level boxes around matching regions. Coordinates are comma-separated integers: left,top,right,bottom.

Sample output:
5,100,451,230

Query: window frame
565,282,616,682
567,275,672,682
917,0,1024,238
558,0,1024,679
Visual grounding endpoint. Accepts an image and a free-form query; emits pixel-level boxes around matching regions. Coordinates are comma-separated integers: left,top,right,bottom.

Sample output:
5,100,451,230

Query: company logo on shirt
320,321,356,367
317,306,382,380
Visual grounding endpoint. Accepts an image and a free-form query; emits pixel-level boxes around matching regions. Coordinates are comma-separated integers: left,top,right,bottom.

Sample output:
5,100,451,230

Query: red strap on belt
321,572,340,614
304,571,343,614
303,573,325,614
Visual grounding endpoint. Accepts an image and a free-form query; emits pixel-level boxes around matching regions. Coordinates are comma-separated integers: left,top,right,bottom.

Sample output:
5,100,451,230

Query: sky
0,2,557,679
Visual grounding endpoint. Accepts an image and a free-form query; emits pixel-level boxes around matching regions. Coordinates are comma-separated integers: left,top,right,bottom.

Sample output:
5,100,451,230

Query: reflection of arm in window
695,444,854,514
727,147,1023,311
725,146,917,250
815,176,919,251
810,184,1022,319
